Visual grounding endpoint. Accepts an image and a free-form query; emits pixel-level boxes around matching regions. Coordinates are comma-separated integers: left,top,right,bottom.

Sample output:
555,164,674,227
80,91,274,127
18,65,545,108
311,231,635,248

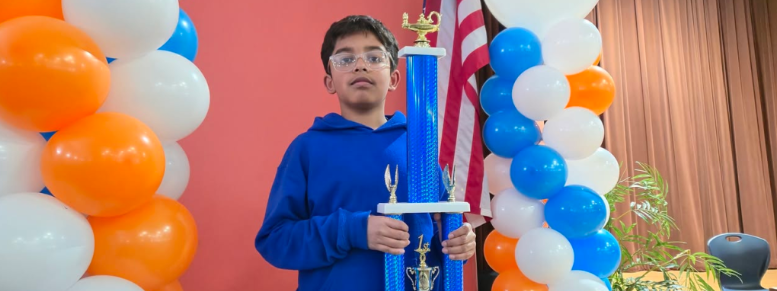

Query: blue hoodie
255,111,448,291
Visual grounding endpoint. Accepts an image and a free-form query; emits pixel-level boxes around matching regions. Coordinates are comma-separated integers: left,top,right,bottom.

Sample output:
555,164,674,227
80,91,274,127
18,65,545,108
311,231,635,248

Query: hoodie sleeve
255,136,370,271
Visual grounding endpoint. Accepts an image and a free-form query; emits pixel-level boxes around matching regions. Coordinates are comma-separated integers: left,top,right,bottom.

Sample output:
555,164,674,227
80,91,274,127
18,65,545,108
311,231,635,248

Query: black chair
707,233,771,291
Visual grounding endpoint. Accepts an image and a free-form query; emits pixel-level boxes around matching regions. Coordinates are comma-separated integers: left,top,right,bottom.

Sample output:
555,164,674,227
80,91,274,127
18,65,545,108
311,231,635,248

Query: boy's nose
353,57,368,71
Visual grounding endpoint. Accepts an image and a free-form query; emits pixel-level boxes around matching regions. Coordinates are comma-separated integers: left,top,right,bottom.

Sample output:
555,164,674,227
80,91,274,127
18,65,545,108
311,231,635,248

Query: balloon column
0,1,205,291
480,1,620,291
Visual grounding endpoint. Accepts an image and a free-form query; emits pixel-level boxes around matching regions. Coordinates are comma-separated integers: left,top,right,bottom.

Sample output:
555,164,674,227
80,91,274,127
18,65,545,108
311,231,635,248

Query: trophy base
398,47,446,58
377,202,470,215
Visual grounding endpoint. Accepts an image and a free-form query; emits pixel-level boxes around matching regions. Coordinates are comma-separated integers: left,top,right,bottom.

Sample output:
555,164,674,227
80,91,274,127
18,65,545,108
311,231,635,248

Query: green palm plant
603,162,739,291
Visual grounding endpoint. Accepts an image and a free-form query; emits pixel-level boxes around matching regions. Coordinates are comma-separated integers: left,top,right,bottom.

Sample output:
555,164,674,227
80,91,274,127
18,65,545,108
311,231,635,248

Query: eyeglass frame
328,50,394,72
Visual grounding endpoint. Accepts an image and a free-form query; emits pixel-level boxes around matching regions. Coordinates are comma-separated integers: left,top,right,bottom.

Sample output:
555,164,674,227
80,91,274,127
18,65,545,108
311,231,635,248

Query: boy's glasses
329,51,391,72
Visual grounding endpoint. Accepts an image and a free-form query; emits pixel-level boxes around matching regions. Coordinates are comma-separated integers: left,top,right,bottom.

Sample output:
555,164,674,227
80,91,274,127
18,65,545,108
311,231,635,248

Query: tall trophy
377,11,470,291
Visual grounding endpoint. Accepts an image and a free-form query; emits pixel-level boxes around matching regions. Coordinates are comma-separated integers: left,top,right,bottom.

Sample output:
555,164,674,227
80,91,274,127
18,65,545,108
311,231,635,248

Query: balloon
40,131,56,141
600,277,613,291
0,193,94,291
154,280,184,291
158,142,191,200
542,107,604,160
566,66,615,115
482,0,598,38
485,154,513,194
594,51,602,65
62,0,179,60
0,121,45,197
99,50,210,142
492,268,548,291
0,0,63,23
67,276,143,291
542,19,602,75
569,230,622,278
545,185,607,239
40,112,166,217
159,8,199,62
510,145,567,200
491,188,545,239
0,16,110,132
489,27,542,79
481,75,517,116
512,65,571,121
483,110,541,158
515,228,574,284
484,231,519,273
87,195,198,291
548,271,609,291
565,147,620,195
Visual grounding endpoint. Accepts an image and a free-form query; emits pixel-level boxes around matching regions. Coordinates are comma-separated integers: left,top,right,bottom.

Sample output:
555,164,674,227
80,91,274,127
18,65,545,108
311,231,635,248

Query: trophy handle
427,11,441,26
406,268,417,291
430,267,441,290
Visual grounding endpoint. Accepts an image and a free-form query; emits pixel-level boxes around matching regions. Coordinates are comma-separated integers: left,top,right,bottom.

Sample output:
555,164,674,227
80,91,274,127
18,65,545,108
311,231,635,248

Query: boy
255,15,476,291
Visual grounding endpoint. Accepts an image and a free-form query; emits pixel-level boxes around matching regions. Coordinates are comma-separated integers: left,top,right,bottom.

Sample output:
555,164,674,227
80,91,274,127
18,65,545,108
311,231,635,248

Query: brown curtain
474,0,777,285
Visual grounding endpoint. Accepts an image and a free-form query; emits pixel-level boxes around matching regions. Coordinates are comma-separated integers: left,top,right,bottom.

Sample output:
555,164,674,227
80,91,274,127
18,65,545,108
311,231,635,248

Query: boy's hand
367,216,410,255
441,222,476,261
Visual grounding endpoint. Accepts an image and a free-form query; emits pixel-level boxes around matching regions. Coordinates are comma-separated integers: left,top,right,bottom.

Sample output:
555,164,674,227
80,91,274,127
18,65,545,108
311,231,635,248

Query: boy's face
324,32,400,111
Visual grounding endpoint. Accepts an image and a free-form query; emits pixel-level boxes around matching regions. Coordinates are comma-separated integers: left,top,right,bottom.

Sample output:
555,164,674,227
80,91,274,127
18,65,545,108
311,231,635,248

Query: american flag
426,0,492,228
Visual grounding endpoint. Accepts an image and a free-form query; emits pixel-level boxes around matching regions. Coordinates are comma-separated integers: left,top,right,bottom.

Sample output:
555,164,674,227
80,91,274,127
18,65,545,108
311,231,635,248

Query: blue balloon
159,8,199,61
489,27,542,79
483,110,540,158
570,230,622,277
480,75,517,116
40,131,56,141
545,185,608,238
600,277,613,291
509,145,566,199
107,57,115,63
41,187,52,196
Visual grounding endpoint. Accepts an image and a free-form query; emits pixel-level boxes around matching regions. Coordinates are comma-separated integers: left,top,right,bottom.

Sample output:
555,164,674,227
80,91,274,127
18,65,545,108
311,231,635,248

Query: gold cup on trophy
405,235,440,291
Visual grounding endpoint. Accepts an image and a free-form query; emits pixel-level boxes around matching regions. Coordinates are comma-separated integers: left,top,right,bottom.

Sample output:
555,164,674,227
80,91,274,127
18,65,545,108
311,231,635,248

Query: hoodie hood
309,111,406,132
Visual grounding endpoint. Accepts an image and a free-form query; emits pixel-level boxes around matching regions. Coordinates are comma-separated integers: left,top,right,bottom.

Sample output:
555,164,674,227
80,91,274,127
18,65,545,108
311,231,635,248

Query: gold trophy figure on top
406,235,440,291
385,165,399,204
402,11,442,47
442,165,456,202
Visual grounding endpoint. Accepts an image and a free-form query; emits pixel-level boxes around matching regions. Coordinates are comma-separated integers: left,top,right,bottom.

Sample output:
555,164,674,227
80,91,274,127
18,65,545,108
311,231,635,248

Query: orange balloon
87,196,198,291
154,280,184,291
484,231,519,273
492,268,548,291
566,66,615,115
40,112,165,217
0,16,109,132
0,0,63,23
594,51,602,65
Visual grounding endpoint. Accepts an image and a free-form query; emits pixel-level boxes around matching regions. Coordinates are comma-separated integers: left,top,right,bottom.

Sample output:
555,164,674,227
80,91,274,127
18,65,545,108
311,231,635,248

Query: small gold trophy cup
405,235,440,291
402,11,442,47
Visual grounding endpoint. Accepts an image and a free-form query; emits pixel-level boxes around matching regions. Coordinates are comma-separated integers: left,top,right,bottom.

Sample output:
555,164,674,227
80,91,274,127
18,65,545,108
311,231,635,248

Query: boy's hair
320,15,399,75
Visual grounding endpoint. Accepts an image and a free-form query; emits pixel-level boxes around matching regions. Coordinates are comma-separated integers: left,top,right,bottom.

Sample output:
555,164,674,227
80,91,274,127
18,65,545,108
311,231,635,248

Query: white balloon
62,0,179,60
513,65,571,121
484,154,513,194
491,188,545,239
483,0,598,38
158,142,191,200
0,193,94,291
99,50,210,142
0,122,46,197
68,276,143,291
515,228,574,284
542,19,602,75
565,147,620,195
549,270,609,291
543,107,604,160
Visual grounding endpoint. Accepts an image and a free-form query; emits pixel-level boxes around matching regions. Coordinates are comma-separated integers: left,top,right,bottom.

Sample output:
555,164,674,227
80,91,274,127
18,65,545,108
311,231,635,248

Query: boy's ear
323,74,336,94
388,69,401,91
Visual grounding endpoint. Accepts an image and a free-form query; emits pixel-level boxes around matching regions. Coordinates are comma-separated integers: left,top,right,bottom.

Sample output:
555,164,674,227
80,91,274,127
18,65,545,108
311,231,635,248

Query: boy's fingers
379,236,410,249
447,223,472,239
380,227,409,241
433,214,441,221
444,234,469,247
385,219,409,231
377,244,405,255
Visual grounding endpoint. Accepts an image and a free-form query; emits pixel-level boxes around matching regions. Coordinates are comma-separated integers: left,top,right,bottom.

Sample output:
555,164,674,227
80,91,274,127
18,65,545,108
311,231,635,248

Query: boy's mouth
350,77,374,86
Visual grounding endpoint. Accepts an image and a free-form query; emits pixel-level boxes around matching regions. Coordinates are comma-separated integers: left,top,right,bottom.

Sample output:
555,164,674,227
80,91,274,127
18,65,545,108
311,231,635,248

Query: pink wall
177,1,478,290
